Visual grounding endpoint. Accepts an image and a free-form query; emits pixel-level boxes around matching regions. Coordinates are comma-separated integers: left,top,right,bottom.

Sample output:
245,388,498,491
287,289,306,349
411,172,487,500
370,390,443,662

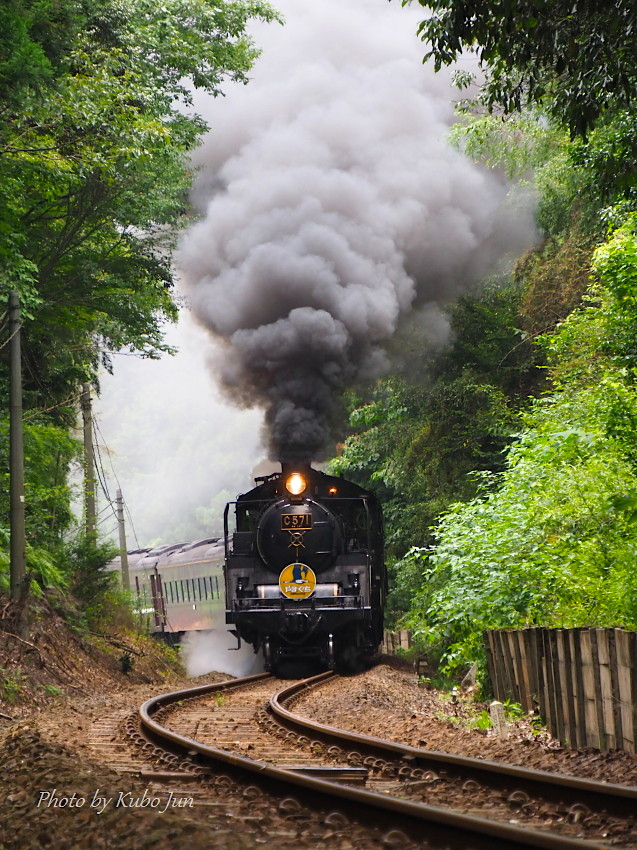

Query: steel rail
139,672,609,850
271,674,637,819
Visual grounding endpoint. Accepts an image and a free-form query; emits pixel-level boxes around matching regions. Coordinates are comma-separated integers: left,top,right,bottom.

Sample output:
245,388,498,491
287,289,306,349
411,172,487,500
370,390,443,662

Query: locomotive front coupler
279,610,323,644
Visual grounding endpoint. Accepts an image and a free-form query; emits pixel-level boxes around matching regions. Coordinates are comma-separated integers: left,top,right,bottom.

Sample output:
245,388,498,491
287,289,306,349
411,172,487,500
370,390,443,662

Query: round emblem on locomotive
279,563,316,600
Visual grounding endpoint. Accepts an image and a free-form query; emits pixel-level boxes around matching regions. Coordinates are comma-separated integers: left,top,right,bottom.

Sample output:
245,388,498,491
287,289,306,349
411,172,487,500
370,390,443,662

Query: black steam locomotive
223,464,386,673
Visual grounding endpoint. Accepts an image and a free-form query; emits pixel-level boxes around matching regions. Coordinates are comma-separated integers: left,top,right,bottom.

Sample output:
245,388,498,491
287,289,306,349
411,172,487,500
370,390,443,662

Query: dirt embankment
0,592,183,721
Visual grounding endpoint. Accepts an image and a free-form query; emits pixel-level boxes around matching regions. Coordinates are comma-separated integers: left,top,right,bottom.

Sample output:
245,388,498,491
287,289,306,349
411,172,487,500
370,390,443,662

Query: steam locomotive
224,463,386,673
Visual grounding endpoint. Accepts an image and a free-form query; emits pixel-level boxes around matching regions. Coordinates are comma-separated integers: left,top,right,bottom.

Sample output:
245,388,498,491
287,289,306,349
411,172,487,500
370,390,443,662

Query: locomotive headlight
285,473,306,496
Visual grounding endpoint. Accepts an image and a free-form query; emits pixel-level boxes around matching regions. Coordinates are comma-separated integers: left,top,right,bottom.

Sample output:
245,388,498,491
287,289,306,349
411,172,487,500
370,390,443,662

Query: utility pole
116,489,130,591
80,382,96,539
9,291,26,600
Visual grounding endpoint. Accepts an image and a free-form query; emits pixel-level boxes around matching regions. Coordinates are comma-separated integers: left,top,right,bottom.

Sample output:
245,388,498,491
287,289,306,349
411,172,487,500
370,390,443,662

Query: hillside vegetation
0,0,278,608
332,1,637,676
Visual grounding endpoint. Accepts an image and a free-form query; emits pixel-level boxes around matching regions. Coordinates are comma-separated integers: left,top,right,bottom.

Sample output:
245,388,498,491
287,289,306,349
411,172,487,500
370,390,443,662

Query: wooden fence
485,628,637,753
382,629,412,655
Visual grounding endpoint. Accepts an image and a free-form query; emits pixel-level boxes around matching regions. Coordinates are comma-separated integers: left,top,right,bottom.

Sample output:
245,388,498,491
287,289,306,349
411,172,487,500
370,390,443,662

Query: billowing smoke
178,0,535,462
181,624,265,678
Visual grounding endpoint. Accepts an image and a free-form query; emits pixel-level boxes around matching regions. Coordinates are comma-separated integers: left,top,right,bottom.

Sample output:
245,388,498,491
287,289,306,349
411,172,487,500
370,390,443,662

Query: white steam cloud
178,0,536,462
95,313,263,545
182,623,265,678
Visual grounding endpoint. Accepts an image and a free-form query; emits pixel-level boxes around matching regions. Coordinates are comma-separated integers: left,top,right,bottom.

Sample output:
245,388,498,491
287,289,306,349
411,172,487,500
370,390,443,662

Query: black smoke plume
177,0,535,462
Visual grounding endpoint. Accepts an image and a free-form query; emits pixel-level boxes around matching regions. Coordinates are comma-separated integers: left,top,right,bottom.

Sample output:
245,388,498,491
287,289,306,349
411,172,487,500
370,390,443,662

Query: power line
0,322,20,352
92,418,121,497
97,513,117,529
23,392,79,421
92,436,117,522
92,415,142,551
123,501,142,552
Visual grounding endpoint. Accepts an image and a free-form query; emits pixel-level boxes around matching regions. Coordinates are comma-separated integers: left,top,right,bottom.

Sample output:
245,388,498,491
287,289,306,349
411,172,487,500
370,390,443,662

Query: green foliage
41,684,64,696
570,111,637,208
330,279,544,628
0,0,279,623
448,110,634,242
471,710,492,731
502,699,525,722
518,227,597,339
407,0,637,139
544,216,637,387
119,652,134,674
538,287,610,388
0,668,24,704
402,391,637,673
64,535,121,628
0,0,63,104
331,279,540,559
0,418,79,591
448,113,566,181
400,218,637,674
592,215,637,307
0,0,281,415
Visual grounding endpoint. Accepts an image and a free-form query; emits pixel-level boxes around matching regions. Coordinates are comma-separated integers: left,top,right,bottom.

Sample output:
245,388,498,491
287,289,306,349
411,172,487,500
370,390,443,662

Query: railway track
126,671,637,850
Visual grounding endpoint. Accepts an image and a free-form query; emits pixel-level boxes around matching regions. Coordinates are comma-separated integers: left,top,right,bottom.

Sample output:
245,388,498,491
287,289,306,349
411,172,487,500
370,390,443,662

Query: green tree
330,278,544,626
1,0,280,414
404,0,637,138
0,0,280,594
401,217,637,674
0,418,78,591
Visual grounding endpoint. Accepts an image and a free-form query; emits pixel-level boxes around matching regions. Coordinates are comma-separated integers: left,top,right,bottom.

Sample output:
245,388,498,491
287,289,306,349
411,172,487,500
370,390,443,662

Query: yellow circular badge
279,563,316,600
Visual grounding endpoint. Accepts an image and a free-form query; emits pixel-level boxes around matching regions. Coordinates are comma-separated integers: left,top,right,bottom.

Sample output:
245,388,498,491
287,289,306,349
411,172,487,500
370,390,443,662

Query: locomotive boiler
224,463,386,673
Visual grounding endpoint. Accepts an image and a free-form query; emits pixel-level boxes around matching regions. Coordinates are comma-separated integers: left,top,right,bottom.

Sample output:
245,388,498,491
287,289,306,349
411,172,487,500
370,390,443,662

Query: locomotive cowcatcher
223,463,386,673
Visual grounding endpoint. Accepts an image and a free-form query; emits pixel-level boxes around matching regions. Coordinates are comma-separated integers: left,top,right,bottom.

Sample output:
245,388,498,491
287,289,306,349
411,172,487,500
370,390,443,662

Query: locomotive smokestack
178,0,536,462
280,460,312,475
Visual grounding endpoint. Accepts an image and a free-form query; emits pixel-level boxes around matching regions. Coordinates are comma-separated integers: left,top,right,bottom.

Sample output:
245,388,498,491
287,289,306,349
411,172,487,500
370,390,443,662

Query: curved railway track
129,671,637,850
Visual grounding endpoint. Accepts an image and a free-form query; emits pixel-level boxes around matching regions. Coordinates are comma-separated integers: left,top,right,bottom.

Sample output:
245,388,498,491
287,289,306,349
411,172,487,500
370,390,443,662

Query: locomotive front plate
280,513,313,530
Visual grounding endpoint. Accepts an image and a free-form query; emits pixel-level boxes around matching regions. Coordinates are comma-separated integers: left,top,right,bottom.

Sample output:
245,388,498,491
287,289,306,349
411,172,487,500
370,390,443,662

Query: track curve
136,672,634,850
271,675,637,819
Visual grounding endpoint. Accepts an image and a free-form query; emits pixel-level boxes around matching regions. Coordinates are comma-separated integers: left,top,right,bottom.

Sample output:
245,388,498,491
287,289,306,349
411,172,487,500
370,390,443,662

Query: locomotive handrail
223,501,230,559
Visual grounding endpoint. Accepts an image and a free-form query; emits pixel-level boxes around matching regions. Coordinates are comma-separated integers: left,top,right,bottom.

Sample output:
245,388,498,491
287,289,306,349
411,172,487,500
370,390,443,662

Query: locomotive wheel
335,640,366,675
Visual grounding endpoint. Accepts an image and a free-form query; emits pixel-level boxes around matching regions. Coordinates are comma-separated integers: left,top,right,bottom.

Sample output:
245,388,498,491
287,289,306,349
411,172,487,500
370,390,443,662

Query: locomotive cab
223,464,386,673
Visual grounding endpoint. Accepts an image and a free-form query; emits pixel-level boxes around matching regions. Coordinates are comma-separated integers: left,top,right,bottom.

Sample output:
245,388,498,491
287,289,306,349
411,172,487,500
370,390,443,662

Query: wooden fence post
480,628,637,752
